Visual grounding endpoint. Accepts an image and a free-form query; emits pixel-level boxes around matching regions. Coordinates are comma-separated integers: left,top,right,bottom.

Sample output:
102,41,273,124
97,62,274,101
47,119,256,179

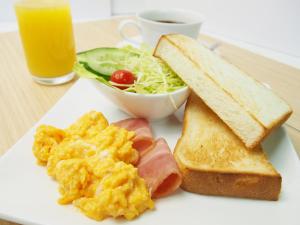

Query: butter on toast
154,34,292,148
174,93,281,200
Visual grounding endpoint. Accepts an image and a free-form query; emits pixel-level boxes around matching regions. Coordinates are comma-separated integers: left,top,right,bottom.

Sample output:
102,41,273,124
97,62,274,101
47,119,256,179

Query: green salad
73,45,186,94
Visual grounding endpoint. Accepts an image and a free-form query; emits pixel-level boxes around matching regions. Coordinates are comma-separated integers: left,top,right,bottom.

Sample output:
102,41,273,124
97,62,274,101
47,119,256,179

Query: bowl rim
90,79,190,98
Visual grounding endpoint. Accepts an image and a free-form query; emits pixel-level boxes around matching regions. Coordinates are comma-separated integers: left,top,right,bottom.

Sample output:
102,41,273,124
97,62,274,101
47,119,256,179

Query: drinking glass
15,0,76,85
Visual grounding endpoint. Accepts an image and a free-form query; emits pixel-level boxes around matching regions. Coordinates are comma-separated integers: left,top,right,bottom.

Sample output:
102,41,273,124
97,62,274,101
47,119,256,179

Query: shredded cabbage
74,45,186,94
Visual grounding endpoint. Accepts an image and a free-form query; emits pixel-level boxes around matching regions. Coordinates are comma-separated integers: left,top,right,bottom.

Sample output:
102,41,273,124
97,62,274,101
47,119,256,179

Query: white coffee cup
118,9,204,46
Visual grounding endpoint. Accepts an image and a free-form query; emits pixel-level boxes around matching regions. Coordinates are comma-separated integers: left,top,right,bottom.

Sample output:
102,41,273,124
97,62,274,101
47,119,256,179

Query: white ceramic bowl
90,79,190,120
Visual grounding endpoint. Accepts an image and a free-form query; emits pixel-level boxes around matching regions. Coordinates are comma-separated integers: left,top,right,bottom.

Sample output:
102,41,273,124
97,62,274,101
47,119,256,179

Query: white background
1,0,299,62
113,0,300,58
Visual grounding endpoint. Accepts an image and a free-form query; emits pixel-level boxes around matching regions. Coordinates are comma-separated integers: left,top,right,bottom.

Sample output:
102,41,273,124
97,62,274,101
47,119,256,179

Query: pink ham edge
137,138,182,198
113,118,154,156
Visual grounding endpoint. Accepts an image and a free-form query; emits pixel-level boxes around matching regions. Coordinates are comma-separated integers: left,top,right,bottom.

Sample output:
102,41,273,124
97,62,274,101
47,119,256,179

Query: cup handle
118,19,142,45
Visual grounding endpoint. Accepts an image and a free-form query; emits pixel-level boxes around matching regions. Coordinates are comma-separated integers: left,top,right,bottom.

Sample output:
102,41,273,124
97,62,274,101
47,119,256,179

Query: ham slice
114,118,182,198
113,118,154,156
137,138,182,198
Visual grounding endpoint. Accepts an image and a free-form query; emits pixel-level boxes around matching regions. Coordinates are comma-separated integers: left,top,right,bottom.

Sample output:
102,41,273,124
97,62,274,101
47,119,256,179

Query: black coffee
155,20,185,24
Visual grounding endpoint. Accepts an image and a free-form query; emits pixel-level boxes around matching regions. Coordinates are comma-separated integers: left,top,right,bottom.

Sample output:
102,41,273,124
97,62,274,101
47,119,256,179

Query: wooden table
0,17,299,225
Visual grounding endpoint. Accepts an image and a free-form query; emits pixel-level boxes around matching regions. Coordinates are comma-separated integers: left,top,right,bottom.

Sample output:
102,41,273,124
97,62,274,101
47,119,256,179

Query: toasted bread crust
248,109,292,148
154,34,292,149
175,152,281,200
173,93,282,201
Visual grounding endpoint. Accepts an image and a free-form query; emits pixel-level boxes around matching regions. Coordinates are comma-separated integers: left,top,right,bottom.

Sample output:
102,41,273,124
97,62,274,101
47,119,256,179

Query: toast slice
174,93,281,200
154,34,292,148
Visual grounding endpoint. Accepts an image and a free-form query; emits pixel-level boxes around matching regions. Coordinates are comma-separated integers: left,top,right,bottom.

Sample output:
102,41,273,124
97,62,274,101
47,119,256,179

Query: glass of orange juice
15,0,76,85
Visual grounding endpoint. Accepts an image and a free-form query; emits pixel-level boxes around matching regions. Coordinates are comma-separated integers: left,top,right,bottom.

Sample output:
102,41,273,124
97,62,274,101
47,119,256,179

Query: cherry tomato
110,70,136,89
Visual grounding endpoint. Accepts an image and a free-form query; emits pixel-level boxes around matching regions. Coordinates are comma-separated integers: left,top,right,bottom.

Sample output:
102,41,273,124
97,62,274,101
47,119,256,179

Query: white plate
0,79,300,225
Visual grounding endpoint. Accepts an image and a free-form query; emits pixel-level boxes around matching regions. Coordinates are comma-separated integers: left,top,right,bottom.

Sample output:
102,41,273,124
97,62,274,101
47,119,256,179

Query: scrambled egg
33,125,65,165
33,111,154,220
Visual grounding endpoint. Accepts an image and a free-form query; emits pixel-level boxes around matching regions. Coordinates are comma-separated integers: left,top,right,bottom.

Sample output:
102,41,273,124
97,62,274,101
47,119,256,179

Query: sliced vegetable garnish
73,62,111,85
74,45,186,94
77,48,139,76
110,70,136,89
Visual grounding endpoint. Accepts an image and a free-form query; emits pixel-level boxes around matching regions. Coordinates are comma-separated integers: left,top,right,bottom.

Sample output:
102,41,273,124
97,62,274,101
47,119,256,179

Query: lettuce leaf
73,62,111,86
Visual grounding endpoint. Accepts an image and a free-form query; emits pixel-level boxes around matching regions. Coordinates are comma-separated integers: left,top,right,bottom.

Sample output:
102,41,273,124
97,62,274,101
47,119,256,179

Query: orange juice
15,0,76,83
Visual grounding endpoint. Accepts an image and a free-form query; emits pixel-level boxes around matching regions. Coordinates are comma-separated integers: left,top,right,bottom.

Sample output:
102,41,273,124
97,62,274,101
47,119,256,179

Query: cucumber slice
81,62,110,80
77,48,139,76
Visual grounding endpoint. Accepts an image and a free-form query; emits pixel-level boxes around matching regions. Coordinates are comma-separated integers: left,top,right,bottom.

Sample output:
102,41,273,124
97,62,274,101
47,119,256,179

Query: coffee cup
118,9,204,46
